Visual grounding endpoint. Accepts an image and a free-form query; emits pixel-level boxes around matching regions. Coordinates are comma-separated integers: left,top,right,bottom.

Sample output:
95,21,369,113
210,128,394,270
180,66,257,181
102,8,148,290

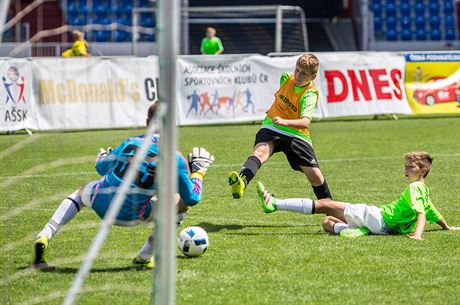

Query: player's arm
95,143,123,176
272,116,311,129
272,89,317,128
407,212,426,240
215,37,224,55
436,219,460,230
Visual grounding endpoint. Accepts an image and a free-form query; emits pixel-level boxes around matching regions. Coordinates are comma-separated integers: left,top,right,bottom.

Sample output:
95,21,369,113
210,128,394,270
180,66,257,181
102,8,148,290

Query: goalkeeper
32,102,215,269
228,53,332,200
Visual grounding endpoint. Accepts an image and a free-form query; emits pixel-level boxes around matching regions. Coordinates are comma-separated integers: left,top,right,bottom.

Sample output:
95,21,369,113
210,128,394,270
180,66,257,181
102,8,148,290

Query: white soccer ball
177,226,209,257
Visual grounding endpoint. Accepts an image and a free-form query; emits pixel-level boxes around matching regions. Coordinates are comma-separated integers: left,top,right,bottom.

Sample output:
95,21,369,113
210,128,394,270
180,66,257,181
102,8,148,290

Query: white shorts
343,204,389,235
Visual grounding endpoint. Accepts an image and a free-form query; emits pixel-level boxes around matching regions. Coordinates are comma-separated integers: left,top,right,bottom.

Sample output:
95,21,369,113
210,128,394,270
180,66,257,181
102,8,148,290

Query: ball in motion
177,226,209,257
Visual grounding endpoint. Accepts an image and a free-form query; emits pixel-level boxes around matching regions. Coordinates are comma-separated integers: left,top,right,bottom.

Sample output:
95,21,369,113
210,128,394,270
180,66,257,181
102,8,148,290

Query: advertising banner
405,52,460,114
30,57,159,130
0,59,36,131
315,52,412,117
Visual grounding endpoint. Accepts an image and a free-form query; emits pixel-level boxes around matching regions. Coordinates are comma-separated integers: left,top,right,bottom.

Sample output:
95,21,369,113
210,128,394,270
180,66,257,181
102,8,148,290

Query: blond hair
405,151,433,178
296,53,319,80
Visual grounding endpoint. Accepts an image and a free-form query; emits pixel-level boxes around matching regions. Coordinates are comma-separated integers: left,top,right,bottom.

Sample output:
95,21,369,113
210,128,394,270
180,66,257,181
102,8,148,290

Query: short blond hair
296,53,319,80
405,151,433,178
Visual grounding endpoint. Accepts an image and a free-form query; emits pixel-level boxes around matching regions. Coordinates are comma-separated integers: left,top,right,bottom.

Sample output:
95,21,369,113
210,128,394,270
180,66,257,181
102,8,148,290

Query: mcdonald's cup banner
30,57,159,130
405,52,460,114
314,52,412,117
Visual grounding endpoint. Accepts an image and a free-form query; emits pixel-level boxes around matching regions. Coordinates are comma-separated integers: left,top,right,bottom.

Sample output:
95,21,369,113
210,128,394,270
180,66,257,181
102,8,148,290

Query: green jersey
380,181,443,234
200,37,224,55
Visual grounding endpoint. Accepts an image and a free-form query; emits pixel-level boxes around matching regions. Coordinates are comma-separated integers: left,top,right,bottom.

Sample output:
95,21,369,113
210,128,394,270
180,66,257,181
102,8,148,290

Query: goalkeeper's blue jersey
92,134,203,221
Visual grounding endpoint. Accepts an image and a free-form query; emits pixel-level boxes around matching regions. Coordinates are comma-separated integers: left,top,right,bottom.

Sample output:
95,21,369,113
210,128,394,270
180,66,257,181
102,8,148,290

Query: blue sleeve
176,152,202,206
95,141,125,176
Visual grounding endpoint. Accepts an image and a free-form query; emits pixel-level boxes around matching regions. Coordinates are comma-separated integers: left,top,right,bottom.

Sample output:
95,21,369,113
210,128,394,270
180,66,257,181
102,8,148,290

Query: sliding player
258,152,459,239
32,102,214,269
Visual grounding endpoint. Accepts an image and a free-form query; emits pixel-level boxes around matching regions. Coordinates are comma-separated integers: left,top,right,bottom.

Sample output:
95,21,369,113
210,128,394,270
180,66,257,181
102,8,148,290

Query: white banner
30,57,159,130
0,59,36,131
315,52,412,117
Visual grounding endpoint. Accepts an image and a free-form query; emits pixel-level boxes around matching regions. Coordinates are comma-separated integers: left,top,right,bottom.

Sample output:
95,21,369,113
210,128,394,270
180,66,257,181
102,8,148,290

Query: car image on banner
413,76,458,106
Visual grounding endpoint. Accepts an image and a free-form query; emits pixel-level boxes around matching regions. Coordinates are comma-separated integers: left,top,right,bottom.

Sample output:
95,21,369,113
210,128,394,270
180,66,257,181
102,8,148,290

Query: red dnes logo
324,69,403,103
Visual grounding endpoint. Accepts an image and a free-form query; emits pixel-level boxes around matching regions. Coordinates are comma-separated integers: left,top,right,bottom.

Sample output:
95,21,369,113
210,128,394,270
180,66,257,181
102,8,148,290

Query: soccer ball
177,226,209,257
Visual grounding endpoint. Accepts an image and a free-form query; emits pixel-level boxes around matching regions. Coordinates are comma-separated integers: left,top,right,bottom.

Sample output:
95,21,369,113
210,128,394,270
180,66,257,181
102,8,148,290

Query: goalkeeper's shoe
132,256,155,268
228,171,245,199
257,182,277,213
32,235,50,269
340,226,369,238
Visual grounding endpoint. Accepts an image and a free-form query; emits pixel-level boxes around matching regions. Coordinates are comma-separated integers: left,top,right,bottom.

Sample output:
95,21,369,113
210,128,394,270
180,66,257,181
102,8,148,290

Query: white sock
333,223,350,234
275,198,314,214
137,232,154,260
36,190,83,241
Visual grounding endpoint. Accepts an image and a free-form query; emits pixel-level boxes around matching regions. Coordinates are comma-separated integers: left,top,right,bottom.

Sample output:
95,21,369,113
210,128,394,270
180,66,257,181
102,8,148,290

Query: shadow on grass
19,264,154,274
194,222,318,234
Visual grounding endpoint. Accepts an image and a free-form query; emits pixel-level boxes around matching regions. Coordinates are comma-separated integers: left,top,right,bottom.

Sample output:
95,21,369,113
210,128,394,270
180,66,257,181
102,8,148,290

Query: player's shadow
20,265,153,273
195,222,316,233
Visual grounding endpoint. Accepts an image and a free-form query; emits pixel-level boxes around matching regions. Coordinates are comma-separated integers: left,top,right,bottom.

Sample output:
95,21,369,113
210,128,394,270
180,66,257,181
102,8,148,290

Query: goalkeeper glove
188,147,214,179
95,147,113,163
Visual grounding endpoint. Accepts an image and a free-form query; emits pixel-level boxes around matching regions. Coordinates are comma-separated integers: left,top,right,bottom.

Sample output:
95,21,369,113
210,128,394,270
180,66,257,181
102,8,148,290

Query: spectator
200,27,224,55
62,31,90,57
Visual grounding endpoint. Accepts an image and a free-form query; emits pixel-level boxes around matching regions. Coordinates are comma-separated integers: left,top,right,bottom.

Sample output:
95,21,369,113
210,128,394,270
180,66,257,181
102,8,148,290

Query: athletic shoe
32,235,50,269
340,226,370,238
228,171,245,199
132,256,155,268
257,182,277,213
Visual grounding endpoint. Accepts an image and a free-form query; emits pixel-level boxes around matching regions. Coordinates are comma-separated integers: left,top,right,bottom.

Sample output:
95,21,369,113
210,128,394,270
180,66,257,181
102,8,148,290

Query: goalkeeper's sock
333,223,350,234
137,232,154,261
36,190,83,241
239,156,262,188
275,198,315,214
312,180,332,200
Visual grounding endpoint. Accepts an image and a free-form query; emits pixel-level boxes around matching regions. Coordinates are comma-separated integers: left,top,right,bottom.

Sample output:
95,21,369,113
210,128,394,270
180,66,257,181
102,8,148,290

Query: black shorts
254,128,320,172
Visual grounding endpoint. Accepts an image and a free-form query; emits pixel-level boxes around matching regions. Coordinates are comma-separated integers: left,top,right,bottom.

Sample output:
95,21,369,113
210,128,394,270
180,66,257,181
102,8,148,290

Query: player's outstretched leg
257,182,277,213
132,231,155,268
228,171,245,199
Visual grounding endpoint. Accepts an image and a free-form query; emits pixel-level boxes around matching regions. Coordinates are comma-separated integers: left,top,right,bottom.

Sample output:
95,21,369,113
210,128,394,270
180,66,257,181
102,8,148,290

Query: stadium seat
401,28,412,40
445,28,456,40
386,28,398,41
400,16,411,29
94,31,111,42
115,30,128,42
443,0,454,14
428,1,440,14
415,15,425,28
117,16,132,26
374,16,383,33
430,28,441,40
415,28,427,40
444,15,455,28
140,15,155,27
371,2,382,17
429,15,441,28
399,2,411,17
385,2,397,17
386,16,397,30
415,1,425,14
71,16,86,26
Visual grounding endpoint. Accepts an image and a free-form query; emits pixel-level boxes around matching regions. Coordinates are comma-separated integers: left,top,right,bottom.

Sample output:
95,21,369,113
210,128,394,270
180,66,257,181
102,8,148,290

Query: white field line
1,152,459,181
0,222,100,254
0,135,42,161
0,192,69,222
0,155,94,189
18,284,145,305
1,251,136,287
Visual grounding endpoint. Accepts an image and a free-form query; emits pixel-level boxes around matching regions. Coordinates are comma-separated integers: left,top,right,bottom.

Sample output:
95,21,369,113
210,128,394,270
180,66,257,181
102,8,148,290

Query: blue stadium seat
115,30,128,42
430,28,441,40
429,15,441,28
386,16,397,30
445,28,456,40
400,16,411,29
139,0,153,7
399,2,411,17
94,31,111,42
444,0,454,14
374,16,383,33
428,1,440,14
444,15,455,28
70,16,86,26
415,15,425,28
386,28,398,41
371,2,382,16
401,28,412,40
95,3,109,15
415,28,427,40
117,16,132,26
385,2,397,17
140,17,155,28
415,1,425,14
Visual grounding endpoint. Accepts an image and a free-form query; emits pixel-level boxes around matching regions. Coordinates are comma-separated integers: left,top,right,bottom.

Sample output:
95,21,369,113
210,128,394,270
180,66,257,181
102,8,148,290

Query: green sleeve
200,38,206,53
299,89,318,118
279,72,291,87
425,202,444,224
216,37,224,51
409,184,425,214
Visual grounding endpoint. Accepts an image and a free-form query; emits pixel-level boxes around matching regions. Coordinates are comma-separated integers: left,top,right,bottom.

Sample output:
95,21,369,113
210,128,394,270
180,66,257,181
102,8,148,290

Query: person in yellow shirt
200,27,224,55
62,30,90,57
228,53,332,201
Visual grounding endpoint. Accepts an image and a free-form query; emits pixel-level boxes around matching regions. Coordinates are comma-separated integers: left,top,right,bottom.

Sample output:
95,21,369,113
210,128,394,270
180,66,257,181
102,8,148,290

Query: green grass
1,116,459,305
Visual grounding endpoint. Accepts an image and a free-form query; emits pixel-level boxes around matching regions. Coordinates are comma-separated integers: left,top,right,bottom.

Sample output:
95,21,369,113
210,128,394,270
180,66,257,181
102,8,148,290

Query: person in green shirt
200,27,224,55
257,151,459,239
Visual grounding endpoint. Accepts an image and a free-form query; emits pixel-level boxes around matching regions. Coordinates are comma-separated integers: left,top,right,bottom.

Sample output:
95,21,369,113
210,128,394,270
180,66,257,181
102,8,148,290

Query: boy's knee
322,216,335,232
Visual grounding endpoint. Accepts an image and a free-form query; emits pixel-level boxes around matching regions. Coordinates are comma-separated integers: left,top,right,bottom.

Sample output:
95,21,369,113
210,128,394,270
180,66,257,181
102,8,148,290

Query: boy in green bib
258,151,459,239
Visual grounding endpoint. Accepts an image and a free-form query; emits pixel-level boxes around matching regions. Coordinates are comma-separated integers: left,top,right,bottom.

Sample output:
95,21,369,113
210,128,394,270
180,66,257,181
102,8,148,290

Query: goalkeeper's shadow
31,265,153,274
195,222,316,233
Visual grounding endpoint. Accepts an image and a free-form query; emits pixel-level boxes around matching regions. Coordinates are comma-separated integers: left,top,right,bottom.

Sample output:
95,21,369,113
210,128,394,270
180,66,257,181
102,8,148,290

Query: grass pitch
1,116,459,305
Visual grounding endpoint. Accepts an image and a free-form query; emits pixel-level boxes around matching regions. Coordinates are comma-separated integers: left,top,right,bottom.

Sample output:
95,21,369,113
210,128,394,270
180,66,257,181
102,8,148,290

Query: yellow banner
405,53,460,114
